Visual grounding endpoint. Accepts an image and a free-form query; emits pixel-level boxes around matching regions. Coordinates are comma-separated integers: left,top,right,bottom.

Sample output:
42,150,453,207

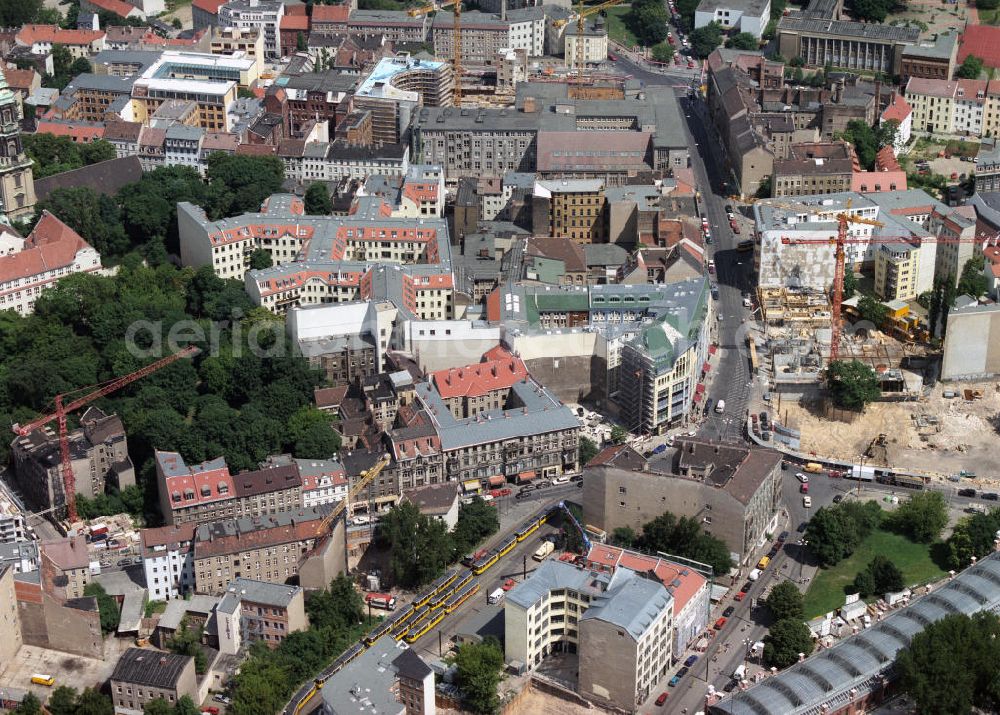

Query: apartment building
211,26,265,61
141,523,197,601
39,536,91,600
874,240,922,301
15,25,107,58
216,577,307,653
905,77,987,136
505,560,674,710
191,507,329,594
111,648,198,715
11,406,132,517
428,349,529,419
564,22,609,66
433,8,545,65
0,492,26,545
533,179,607,243
264,71,357,137
346,10,429,44
583,440,784,565
310,4,350,34
772,141,856,197
261,455,348,509
0,209,101,313
218,0,284,57
155,450,303,527
930,203,980,289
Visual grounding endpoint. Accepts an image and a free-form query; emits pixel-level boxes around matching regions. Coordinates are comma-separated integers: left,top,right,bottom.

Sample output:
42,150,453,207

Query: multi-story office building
155,450,303,527
433,8,545,65
191,507,329,594
900,30,959,80
218,0,284,57
583,440,784,566
216,577,308,652
141,523,197,601
695,0,770,38
11,406,133,518
264,71,357,138
56,73,135,122
353,55,453,146
874,240,922,301
505,560,674,711
111,648,199,715
346,10,429,44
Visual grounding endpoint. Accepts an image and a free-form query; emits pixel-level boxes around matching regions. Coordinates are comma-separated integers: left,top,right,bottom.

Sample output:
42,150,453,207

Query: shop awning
462,479,481,493
708,345,718,355
702,362,711,373
488,475,506,487
693,392,703,403
517,471,537,483
695,383,706,393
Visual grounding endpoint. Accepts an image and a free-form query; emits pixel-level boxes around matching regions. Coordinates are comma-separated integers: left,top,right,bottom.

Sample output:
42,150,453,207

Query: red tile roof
156,450,235,509
959,25,1000,68
984,245,1000,279
35,120,105,142
881,94,911,124
3,68,38,93
311,4,350,22
584,544,707,614
87,0,139,18
140,523,197,556
430,353,528,399
41,536,90,571
281,13,310,30
191,0,226,14
0,211,94,285
16,24,104,46
193,513,328,559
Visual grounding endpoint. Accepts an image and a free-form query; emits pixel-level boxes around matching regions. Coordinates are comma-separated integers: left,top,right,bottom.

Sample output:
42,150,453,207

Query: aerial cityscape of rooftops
5,0,1000,712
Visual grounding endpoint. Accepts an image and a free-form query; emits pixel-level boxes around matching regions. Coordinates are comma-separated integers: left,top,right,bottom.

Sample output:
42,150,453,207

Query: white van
748,568,762,581
553,475,570,486
488,588,505,605
715,399,726,414
732,664,746,680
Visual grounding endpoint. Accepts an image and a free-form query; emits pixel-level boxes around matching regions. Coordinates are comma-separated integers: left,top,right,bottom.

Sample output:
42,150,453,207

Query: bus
405,609,445,644
365,592,396,611
31,675,55,687
444,581,480,613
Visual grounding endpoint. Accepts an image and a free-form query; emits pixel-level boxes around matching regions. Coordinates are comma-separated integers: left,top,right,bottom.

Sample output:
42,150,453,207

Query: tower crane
553,0,626,79
318,453,392,532
11,345,201,522
408,1,463,105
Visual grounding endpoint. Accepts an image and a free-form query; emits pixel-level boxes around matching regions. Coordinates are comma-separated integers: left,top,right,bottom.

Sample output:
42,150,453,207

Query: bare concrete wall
523,355,606,404
18,592,103,659
578,617,638,711
299,519,347,590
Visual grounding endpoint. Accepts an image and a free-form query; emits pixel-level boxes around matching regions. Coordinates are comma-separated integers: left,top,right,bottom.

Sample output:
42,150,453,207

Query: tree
765,581,804,621
945,508,1000,569
304,182,333,215
826,360,880,411
75,688,114,715
376,502,453,588
979,0,999,8
848,0,893,22
37,186,131,259
70,57,92,76
958,255,989,298
307,574,364,630
0,0,43,27
804,500,882,567
842,269,857,300
857,295,889,327
167,616,208,674
80,139,117,166
455,638,504,715
23,133,83,178
637,512,733,574
675,0,699,30
172,17,182,28
579,436,599,465
13,693,41,715
837,120,880,171
452,498,500,557
957,54,985,80
726,32,758,50
46,687,78,715
610,425,628,444
854,554,903,597
689,22,723,58
897,612,1000,715
763,618,814,668
205,153,284,219
173,697,200,715
296,31,307,51
887,491,948,543
83,582,120,633
611,526,637,548
626,0,669,46
651,42,675,64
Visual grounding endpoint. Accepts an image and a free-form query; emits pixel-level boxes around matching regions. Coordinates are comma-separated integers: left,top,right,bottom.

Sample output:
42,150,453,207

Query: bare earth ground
779,381,1000,484
504,688,596,715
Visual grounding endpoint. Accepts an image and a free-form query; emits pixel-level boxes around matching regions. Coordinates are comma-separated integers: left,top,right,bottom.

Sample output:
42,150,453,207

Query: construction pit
776,381,1000,484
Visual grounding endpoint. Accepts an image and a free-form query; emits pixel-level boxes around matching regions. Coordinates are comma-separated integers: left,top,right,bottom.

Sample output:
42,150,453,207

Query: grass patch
802,528,945,618
604,6,640,48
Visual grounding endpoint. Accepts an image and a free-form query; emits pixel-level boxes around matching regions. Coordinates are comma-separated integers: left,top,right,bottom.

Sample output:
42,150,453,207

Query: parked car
502,578,517,591
202,708,220,715
668,675,682,687
656,692,669,705
722,606,735,617
678,666,689,677
984,493,999,501
959,488,977,497
684,654,699,667
778,531,789,542
832,494,843,503
714,617,728,630
734,591,746,602
796,472,809,483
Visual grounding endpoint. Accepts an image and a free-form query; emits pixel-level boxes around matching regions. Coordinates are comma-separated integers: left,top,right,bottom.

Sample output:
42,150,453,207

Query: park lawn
604,6,639,48
802,528,945,618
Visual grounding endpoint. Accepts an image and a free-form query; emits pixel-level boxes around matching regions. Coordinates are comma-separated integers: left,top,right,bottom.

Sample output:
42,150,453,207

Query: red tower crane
780,231,993,360
11,346,201,522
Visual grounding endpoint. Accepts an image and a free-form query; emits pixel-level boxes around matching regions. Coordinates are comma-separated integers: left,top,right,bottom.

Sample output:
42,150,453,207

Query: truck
849,465,875,482
532,540,555,562
365,592,396,611
804,462,824,473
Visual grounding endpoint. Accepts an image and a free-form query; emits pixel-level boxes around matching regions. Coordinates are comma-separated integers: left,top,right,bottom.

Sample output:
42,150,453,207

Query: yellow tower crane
553,0,626,79
408,1,463,105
